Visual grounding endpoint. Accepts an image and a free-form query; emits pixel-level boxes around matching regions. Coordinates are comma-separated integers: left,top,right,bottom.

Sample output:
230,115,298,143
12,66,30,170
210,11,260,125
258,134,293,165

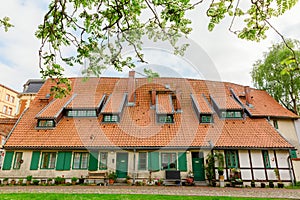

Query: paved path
0,186,300,199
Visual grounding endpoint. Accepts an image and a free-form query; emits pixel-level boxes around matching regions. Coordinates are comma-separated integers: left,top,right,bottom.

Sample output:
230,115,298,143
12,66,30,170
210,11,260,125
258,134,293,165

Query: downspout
133,149,136,185
287,155,295,186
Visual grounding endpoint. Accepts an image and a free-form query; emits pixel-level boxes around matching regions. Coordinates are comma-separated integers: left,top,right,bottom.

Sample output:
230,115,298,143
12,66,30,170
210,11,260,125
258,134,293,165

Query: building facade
0,84,19,118
1,72,299,186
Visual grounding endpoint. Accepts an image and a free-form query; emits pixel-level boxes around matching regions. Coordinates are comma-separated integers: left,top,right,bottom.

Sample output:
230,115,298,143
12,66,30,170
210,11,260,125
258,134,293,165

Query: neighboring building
17,79,44,116
0,118,18,169
0,84,19,118
1,72,299,186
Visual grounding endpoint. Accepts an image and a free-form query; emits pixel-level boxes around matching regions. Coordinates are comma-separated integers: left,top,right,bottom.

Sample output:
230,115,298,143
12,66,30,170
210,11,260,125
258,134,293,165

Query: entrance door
116,152,128,178
192,152,205,181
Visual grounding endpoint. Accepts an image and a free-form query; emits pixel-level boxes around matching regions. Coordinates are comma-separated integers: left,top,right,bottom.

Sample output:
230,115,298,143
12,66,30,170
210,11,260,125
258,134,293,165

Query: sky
0,0,300,92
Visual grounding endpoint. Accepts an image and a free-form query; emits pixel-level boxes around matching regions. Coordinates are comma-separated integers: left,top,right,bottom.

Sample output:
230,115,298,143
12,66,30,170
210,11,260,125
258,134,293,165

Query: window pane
111,115,118,122
73,153,81,169
86,110,96,116
81,153,88,169
41,153,49,169
138,152,147,170
13,152,23,169
68,110,77,117
234,111,241,118
49,153,56,168
99,152,108,169
78,110,86,116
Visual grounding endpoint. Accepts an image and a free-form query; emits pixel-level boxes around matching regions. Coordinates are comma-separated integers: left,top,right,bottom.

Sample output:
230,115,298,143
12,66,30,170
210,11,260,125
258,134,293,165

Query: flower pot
72,181,76,185
26,180,31,186
10,180,16,185
261,183,266,188
278,183,284,188
269,182,274,188
109,179,115,185
251,182,255,188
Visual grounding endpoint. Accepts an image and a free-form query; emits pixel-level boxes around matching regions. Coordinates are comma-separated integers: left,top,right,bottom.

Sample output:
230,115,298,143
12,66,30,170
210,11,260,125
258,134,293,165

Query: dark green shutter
178,152,187,171
290,150,297,159
56,151,72,170
148,152,159,171
63,152,72,170
30,151,40,170
56,152,65,170
88,152,98,171
2,151,14,170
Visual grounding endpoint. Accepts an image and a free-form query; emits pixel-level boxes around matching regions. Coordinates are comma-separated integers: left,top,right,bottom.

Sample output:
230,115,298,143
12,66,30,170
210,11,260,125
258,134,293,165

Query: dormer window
220,111,242,118
200,115,213,123
158,114,174,123
66,110,97,117
37,119,55,127
103,114,119,122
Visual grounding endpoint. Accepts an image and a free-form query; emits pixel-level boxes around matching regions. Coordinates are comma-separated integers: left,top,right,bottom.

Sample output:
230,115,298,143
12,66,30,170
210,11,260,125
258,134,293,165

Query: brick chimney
244,86,253,106
128,71,135,106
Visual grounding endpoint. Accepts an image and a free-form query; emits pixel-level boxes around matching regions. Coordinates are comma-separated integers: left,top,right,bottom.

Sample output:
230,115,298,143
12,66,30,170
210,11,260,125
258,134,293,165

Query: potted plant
3,178,8,185
10,179,16,185
274,168,284,188
18,178,23,185
205,153,215,186
108,171,117,185
71,177,78,185
126,175,132,185
26,175,32,185
32,179,39,185
251,180,255,188
47,178,53,185
269,180,274,188
215,152,225,176
54,176,62,185
261,182,266,188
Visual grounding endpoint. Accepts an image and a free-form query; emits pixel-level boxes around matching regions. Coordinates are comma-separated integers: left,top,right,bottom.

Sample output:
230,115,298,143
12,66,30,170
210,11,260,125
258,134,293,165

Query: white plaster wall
251,150,264,168
268,151,277,168
239,150,250,168
276,119,300,152
292,159,300,182
276,150,289,168
241,169,251,180
253,169,266,180
267,169,276,180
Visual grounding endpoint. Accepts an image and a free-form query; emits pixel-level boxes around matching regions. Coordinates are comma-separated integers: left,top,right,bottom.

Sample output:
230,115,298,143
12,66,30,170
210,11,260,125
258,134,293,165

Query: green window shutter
148,152,159,171
88,152,98,171
30,151,41,170
2,151,14,170
178,152,187,171
56,151,72,170
63,152,72,170
56,152,65,170
290,150,297,159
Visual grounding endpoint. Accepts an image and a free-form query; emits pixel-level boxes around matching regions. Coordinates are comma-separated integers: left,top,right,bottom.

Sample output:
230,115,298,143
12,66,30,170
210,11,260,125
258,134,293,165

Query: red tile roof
4,77,296,149
156,94,174,114
193,94,213,114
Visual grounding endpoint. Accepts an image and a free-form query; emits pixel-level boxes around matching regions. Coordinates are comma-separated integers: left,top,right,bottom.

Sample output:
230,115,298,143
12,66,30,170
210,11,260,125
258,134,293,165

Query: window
99,152,108,170
38,119,55,127
13,152,23,169
262,150,270,168
7,107,12,115
10,96,15,103
225,150,239,168
5,94,10,101
161,153,176,170
273,120,278,129
103,114,119,122
158,115,174,123
41,152,56,169
73,152,88,169
220,111,242,118
138,152,147,170
2,105,7,114
201,115,212,123
67,110,97,117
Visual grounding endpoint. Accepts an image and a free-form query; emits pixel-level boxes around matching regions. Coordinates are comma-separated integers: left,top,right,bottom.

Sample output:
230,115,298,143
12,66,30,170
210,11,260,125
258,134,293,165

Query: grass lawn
0,194,290,200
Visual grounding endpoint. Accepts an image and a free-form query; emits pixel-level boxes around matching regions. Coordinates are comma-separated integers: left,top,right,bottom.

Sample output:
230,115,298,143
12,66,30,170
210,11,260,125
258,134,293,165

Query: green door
116,153,128,178
192,152,205,181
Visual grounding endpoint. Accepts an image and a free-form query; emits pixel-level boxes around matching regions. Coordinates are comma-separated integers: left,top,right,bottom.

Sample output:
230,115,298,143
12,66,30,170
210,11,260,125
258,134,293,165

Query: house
1,71,299,186
0,84,19,118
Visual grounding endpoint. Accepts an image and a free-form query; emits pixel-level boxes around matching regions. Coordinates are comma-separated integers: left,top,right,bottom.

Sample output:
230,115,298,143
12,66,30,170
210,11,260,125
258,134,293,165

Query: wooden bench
86,172,107,185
